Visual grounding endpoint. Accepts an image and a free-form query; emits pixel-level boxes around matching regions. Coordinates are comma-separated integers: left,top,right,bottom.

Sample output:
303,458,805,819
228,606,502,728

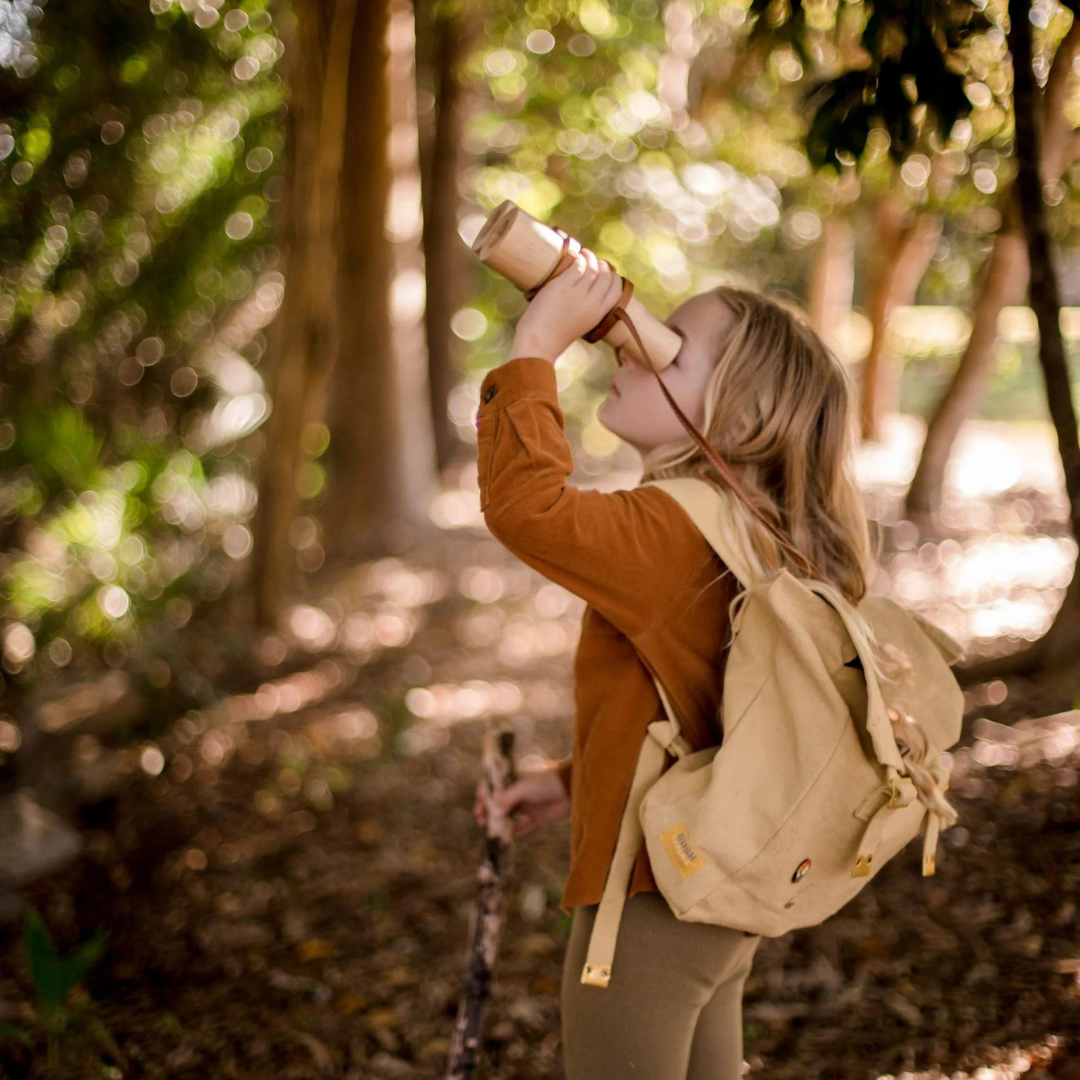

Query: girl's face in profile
598,292,733,455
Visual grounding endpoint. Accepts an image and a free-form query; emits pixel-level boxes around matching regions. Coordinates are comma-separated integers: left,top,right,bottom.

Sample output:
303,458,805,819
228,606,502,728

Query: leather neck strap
524,230,826,583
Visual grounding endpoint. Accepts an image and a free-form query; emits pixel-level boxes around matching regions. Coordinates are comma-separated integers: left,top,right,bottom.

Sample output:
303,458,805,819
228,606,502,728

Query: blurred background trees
2,0,1080,829
5,4,1080,1071
1,0,286,780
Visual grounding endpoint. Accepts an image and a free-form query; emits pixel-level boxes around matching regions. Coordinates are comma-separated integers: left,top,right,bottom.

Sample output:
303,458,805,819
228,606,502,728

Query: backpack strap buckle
580,962,611,988
852,768,915,877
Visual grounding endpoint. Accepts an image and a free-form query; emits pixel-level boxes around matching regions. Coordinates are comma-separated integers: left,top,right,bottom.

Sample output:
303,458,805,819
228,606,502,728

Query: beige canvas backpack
578,476,967,989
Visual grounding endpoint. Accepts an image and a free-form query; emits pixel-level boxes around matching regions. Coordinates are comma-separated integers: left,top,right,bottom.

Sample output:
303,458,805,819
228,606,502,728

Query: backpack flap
910,608,966,666
857,595,966,752
806,580,965,877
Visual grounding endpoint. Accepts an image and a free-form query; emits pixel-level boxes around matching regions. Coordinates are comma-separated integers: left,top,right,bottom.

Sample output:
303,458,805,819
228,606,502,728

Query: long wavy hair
639,284,913,694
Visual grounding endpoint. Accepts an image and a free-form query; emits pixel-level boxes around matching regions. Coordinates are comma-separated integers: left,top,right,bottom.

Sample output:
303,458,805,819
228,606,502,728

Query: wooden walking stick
445,723,517,1080
471,199,684,371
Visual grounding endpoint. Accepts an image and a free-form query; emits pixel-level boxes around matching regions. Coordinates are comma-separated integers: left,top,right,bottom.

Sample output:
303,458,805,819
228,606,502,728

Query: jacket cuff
474,356,558,429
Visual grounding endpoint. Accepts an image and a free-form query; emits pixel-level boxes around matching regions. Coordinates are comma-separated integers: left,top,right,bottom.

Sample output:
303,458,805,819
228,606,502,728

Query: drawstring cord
888,706,959,875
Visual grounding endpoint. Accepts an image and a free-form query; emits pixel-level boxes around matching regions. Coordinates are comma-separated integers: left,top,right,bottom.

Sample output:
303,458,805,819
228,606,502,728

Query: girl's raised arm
475,355,714,642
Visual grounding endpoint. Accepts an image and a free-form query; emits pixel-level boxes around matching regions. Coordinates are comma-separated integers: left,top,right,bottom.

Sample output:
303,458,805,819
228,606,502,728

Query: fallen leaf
298,939,333,961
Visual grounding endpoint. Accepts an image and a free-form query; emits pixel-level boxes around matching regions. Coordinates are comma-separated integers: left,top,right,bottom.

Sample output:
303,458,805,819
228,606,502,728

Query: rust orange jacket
476,356,739,916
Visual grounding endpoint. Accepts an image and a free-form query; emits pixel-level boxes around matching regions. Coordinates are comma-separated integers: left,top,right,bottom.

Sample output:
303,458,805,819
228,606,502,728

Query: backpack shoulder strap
640,477,753,587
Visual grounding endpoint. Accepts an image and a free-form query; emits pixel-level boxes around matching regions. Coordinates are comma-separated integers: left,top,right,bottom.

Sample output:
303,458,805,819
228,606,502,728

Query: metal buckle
887,775,916,809
852,853,873,877
581,962,611,988
647,721,690,760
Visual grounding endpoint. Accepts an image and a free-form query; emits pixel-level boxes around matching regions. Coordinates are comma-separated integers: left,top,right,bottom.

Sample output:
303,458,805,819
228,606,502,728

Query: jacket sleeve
553,755,572,798
475,356,712,641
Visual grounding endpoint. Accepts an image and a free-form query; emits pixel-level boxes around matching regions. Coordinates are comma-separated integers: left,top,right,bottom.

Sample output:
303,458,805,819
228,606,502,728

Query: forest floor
1,415,1079,1080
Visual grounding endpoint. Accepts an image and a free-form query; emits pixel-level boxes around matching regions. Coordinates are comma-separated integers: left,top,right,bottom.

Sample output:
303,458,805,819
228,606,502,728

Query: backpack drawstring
887,706,959,876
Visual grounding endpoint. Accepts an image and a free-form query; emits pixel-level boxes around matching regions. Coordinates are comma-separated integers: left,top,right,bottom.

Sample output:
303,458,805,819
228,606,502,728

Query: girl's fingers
603,270,622,303
587,249,608,290
473,776,569,833
590,256,619,299
517,802,559,834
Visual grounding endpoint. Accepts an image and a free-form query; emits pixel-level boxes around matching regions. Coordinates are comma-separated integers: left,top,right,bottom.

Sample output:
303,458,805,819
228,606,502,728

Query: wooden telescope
469,200,682,372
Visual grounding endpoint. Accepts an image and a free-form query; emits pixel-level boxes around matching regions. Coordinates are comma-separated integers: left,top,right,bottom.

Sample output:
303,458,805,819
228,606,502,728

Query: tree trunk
322,0,437,559
904,199,1029,522
859,194,942,442
417,0,476,475
1005,0,1080,648
959,0,1080,698
905,16,1080,523
806,213,854,359
250,0,359,626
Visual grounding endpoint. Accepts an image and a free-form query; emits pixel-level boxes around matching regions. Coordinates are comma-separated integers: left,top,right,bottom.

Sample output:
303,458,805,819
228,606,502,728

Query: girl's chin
596,410,628,444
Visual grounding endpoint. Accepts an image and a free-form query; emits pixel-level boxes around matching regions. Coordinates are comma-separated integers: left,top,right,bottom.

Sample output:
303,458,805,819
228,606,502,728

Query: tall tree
858,190,943,441
322,0,438,560
959,0,1080,704
250,0,358,623
416,0,479,474
905,16,1080,522
806,213,855,359
251,0,439,615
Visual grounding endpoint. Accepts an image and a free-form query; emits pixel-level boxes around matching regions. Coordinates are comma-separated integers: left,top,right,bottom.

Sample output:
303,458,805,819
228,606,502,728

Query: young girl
472,248,875,1080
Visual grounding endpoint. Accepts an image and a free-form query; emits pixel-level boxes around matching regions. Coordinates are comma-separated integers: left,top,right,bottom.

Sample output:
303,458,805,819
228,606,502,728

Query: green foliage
25,905,109,1024
754,0,991,167
0,0,285,682
3,410,219,646
21,904,109,1067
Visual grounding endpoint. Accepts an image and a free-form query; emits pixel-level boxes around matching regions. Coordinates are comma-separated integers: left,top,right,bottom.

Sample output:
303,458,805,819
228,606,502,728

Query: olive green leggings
560,892,762,1080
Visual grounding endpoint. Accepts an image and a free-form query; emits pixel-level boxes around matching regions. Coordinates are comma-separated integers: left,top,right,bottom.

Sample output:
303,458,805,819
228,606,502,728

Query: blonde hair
639,284,911,696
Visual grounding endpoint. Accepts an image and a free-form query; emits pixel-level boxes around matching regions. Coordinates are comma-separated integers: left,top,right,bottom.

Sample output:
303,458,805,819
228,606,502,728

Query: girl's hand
473,765,571,836
511,247,625,362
